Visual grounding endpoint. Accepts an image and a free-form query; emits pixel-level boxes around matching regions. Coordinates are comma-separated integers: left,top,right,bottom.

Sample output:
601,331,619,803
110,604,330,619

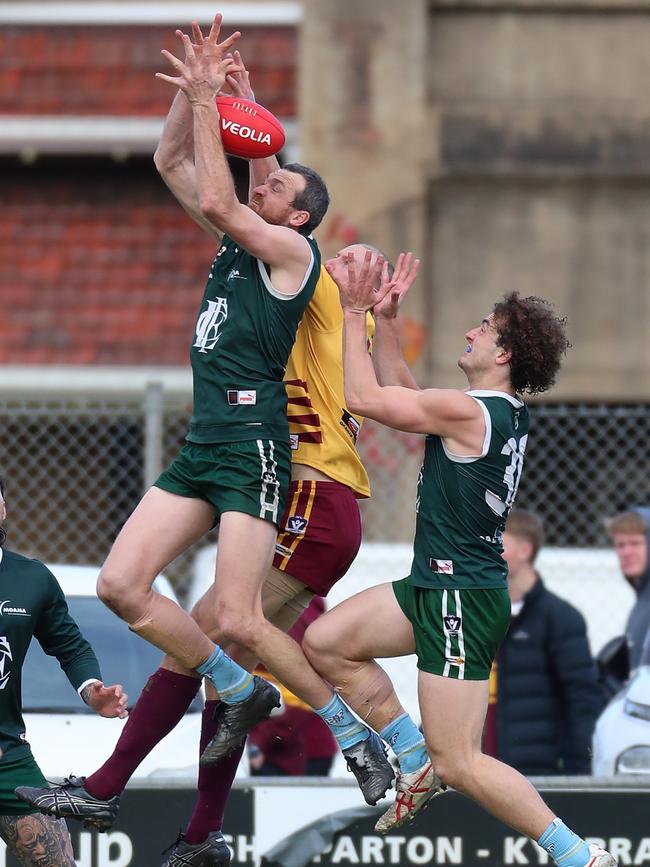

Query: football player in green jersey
0,478,128,866
304,255,616,866
87,15,395,790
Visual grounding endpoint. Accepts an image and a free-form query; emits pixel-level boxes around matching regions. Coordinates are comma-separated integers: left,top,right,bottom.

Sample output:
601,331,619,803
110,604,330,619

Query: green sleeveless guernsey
187,234,320,444
408,390,529,590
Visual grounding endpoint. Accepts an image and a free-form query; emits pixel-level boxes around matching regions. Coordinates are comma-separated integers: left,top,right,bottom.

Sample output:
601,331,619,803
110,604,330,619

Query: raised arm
332,250,485,448
372,253,421,390
153,22,233,240
221,50,280,198
157,16,312,289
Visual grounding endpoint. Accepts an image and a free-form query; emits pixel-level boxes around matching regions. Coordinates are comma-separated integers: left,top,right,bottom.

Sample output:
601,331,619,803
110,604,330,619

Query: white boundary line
0,3,302,25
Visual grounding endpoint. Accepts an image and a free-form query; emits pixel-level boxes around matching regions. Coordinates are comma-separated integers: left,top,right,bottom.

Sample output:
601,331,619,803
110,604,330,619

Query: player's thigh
418,671,489,760
213,511,277,613
0,813,75,866
262,567,313,632
103,486,214,585
306,582,416,662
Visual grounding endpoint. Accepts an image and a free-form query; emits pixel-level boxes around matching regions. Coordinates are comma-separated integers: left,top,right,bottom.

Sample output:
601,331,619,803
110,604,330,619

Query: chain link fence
1,379,647,619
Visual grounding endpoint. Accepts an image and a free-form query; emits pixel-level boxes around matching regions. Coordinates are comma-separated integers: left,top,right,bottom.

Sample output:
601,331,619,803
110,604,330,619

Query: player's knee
97,567,125,613
427,746,467,790
303,621,338,675
215,605,258,649
97,565,144,619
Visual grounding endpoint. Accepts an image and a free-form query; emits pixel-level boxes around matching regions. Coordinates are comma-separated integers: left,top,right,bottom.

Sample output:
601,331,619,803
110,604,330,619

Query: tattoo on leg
0,812,76,865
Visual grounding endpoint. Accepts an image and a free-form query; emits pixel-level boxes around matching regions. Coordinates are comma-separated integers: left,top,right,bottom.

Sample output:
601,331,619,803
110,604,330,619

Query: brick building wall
3,23,297,365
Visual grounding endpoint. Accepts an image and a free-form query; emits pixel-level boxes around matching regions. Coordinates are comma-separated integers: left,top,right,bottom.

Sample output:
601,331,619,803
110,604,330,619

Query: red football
216,96,285,159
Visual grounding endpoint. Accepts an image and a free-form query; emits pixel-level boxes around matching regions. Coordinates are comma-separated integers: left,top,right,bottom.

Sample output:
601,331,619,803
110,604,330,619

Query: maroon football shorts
273,479,362,596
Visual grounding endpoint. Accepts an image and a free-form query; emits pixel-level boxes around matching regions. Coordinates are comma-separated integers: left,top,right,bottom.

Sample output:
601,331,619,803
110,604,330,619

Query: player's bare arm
157,17,313,294
336,250,485,449
372,252,421,390
154,20,237,240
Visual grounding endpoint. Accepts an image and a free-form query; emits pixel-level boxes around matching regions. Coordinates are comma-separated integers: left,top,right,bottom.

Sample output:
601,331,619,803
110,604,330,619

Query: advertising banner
0,780,647,867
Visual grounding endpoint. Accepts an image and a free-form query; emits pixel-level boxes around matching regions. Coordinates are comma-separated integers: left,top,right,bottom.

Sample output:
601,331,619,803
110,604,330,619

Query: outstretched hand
373,252,420,320
221,50,255,101
82,681,129,719
156,13,241,104
328,250,390,314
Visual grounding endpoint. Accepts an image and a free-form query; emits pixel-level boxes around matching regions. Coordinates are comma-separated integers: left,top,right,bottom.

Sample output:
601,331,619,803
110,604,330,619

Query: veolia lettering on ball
216,96,285,159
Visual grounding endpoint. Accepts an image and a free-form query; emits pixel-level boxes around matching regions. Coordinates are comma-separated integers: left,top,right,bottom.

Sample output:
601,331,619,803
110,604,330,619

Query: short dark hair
505,509,545,561
492,292,570,396
284,163,330,235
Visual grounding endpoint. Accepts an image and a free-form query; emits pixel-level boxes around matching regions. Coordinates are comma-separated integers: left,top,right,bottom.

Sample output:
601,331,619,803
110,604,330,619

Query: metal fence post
143,381,164,492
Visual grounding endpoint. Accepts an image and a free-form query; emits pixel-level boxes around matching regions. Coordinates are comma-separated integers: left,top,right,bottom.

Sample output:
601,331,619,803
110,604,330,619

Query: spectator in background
483,509,604,775
606,508,650,671
248,597,337,776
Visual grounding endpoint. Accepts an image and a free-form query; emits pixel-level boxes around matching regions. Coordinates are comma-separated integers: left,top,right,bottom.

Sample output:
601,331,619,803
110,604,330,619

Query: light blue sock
538,818,591,867
315,694,370,750
196,646,254,704
380,713,428,774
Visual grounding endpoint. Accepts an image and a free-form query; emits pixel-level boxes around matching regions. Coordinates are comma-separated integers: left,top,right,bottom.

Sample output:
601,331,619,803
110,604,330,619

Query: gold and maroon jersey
285,267,373,498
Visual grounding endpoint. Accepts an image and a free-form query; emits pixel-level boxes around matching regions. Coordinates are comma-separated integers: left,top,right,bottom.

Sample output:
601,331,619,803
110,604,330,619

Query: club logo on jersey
194,297,228,354
429,558,454,575
227,390,257,406
0,636,12,690
286,516,308,535
445,655,465,667
289,434,299,450
443,615,462,633
0,601,29,617
340,410,361,443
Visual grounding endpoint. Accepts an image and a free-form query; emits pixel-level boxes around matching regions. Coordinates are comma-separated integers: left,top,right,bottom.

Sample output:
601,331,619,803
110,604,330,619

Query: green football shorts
393,579,511,680
2,751,47,815
154,439,290,528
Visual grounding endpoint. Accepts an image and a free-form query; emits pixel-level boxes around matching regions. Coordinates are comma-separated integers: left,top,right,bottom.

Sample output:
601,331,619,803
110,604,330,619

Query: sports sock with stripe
315,694,369,750
538,817,591,867
196,646,254,704
380,713,428,774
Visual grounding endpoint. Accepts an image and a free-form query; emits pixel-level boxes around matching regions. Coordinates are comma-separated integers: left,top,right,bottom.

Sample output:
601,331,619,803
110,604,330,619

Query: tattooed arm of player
0,813,75,866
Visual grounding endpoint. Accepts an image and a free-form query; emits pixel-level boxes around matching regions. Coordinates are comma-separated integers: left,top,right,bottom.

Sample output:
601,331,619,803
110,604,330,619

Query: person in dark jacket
483,509,604,775
605,507,650,671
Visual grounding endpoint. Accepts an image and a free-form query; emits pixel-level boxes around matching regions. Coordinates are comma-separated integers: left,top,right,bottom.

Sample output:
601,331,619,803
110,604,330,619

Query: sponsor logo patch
289,434,299,450
227,390,257,405
443,615,462,633
286,516,308,535
340,410,361,442
429,558,454,575
0,601,29,617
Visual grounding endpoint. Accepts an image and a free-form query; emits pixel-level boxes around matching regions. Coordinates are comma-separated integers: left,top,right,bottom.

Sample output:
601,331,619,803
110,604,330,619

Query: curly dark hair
492,292,570,396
